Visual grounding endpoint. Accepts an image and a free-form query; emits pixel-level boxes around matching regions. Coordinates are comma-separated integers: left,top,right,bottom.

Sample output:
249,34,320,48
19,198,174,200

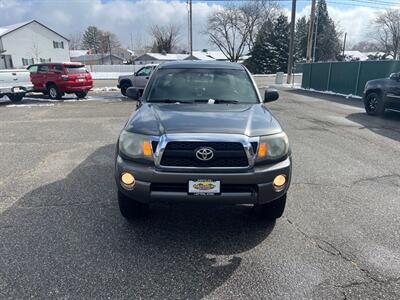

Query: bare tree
206,1,279,62
150,24,180,53
68,32,83,50
240,0,280,51
99,31,121,54
375,9,400,60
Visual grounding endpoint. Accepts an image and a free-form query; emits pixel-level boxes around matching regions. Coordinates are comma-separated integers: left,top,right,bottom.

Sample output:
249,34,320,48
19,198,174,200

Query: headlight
256,132,289,162
119,131,153,160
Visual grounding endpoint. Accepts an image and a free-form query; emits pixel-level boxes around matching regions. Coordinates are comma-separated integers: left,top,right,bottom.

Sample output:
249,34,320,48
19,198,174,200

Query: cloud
0,0,398,50
0,0,220,51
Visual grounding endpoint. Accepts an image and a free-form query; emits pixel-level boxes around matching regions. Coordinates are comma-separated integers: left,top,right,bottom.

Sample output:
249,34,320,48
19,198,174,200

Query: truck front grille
160,141,249,168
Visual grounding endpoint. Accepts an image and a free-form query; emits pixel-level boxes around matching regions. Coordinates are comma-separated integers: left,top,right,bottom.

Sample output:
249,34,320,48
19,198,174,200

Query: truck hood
125,103,282,137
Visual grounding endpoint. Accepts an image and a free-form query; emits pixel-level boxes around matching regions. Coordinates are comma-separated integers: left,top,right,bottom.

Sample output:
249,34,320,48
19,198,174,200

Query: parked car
27,63,93,100
363,72,400,116
117,64,158,96
115,61,292,220
0,69,33,102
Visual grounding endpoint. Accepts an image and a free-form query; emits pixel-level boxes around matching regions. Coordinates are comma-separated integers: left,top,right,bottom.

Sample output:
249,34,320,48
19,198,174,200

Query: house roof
136,53,190,61
186,51,215,61
70,50,89,58
0,20,69,41
204,51,229,60
71,53,125,62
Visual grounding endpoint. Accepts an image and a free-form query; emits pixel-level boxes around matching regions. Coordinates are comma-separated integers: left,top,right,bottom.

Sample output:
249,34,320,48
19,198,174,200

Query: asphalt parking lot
0,88,399,299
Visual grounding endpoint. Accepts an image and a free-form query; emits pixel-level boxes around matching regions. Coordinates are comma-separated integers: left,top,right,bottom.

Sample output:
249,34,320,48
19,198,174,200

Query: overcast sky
0,0,399,51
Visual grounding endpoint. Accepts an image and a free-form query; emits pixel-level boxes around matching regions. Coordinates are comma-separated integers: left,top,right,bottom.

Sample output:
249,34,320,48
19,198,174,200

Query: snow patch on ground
91,87,119,92
91,72,132,80
6,103,55,108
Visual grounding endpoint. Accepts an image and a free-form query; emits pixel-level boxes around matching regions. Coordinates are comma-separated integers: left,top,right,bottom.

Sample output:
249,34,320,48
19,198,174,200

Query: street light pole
287,0,297,84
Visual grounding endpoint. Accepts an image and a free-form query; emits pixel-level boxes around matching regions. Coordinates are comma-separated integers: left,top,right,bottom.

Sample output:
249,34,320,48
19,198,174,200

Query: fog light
121,172,135,188
273,175,286,191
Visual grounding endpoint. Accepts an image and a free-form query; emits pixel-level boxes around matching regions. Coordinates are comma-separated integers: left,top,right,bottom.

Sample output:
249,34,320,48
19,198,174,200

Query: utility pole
108,35,113,65
188,0,193,56
342,32,347,57
306,0,316,63
287,0,297,84
312,7,319,62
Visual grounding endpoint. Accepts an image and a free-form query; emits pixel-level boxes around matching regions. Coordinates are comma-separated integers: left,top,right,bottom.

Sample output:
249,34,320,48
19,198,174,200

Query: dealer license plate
189,179,220,195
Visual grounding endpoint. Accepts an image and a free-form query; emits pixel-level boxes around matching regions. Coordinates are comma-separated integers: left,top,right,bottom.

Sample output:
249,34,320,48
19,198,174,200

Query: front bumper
115,155,292,204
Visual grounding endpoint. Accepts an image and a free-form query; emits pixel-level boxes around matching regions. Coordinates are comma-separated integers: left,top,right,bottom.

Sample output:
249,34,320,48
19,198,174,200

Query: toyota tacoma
115,61,292,220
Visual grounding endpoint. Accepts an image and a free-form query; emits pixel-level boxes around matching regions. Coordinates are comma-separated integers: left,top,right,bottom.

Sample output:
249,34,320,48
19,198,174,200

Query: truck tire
256,194,286,220
47,84,62,100
120,82,131,96
7,93,25,102
365,92,385,116
118,191,149,219
75,91,88,99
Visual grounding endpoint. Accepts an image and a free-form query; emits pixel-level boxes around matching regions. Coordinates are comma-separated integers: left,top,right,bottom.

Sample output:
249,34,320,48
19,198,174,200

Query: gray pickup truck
364,72,400,115
117,64,158,96
115,61,292,220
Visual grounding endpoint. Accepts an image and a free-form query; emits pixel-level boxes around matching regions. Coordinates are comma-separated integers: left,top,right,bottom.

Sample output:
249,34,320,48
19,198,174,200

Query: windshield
65,66,88,74
145,68,259,103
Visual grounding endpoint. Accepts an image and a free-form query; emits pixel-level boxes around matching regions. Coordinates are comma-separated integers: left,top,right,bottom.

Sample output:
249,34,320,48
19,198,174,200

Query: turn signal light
258,143,267,157
143,141,152,157
273,175,286,191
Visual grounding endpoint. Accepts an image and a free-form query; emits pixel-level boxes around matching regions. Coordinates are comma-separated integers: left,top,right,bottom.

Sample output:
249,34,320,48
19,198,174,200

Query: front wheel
120,82,131,96
365,92,385,116
118,191,149,219
75,91,88,99
7,93,25,102
255,194,287,220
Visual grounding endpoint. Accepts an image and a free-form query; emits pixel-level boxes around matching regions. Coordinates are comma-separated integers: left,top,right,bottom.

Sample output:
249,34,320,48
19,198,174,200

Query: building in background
0,20,70,69
70,53,125,65
133,53,189,65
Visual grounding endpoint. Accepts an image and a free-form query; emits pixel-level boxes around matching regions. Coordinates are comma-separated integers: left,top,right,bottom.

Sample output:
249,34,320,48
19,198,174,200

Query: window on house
53,41,64,49
40,58,51,63
22,58,34,66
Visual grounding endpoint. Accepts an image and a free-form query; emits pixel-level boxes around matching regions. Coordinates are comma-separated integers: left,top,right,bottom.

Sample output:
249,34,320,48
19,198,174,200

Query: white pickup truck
0,69,33,102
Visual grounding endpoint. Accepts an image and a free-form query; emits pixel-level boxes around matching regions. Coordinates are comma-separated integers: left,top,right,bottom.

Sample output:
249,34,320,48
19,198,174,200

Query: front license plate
77,78,84,82
189,179,220,195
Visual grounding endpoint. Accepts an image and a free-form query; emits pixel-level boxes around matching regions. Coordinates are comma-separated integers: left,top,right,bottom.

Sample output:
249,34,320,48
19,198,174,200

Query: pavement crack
284,217,400,287
352,174,400,186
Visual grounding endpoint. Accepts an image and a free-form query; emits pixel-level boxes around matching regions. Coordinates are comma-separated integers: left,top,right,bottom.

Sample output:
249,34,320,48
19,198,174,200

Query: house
0,20,70,69
185,51,216,61
133,53,189,65
70,53,125,65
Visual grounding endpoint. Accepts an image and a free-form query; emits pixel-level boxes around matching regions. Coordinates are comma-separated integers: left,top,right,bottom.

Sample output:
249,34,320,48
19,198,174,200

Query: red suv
28,63,93,99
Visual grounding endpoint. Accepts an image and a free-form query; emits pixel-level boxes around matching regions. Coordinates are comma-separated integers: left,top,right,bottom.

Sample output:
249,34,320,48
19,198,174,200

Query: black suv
364,72,400,116
115,61,292,220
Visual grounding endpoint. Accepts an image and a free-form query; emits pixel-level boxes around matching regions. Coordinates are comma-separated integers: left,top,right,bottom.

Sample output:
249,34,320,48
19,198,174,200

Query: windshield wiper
194,99,239,104
148,99,193,104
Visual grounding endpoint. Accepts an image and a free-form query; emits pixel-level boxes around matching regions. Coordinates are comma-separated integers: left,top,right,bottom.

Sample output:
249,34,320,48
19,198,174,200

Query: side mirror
126,87,141,100
264,88,279,103
389,73,400,81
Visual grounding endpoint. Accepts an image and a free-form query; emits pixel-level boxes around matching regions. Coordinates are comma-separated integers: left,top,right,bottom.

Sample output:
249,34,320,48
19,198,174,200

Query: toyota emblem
195,147,214,161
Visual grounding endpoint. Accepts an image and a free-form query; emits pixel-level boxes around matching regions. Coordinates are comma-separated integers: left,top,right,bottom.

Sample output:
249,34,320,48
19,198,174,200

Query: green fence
302,61,400,97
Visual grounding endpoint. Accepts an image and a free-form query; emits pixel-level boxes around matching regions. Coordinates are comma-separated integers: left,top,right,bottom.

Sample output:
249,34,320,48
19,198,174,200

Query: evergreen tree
295,16,308,62
245,14,289,74
82,26,102,54
314,0,341,61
